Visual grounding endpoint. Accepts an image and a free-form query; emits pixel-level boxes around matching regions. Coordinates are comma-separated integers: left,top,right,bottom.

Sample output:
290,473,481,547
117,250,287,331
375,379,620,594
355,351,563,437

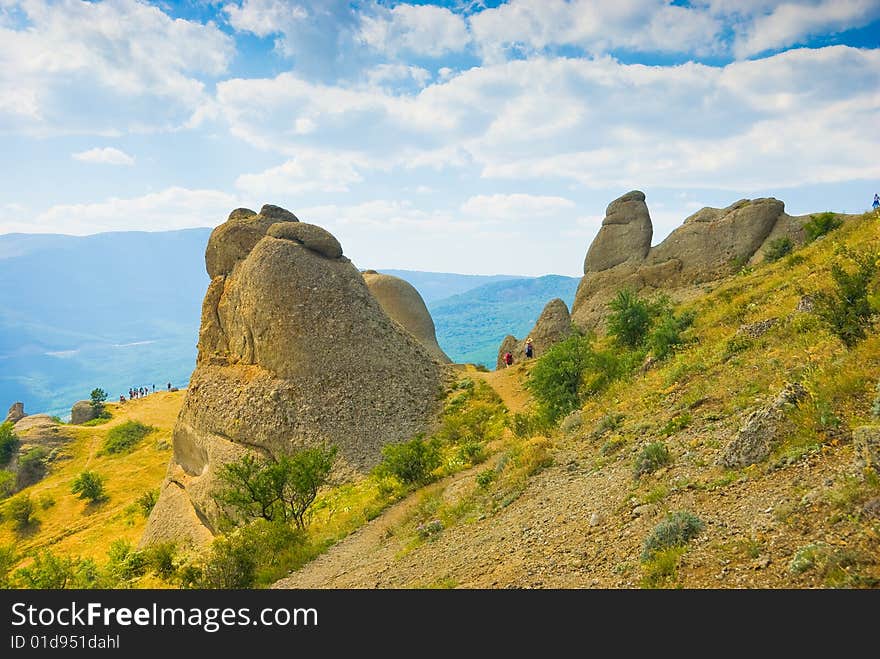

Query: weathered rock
5,402,25,424
495,298,573,367
362,271,450,363
9,414,71,490
736,318,778,339
267,221,342,259
863,497,880,520
142,205,444,550
718,382,808,468
796,295,816,313
496,335,517,370
204,207,285,279
70,400,97,425
259,204,300,223
853,426,880,472
584,191,652,273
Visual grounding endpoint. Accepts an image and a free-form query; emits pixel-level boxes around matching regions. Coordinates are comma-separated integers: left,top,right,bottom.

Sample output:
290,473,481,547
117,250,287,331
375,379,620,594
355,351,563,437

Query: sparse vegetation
0,470,14,499
642,511,704,561
8,493,37,530
633,442,671,478
803,212,843,243
764,237,794,263
374,436,441,487
103,420,154,454
813,249,878,348
16,447,48,488
71,471,107,503
136,489,158,517
0,421,18,465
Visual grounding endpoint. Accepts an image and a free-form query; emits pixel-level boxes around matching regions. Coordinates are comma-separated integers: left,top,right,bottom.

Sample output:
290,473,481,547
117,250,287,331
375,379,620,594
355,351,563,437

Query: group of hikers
503,337,534,368
119,382,174,403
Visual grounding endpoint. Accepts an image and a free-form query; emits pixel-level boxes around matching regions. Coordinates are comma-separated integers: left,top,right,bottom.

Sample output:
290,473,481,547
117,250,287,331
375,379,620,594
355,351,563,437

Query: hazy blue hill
429,274,580,368
377,269,522,304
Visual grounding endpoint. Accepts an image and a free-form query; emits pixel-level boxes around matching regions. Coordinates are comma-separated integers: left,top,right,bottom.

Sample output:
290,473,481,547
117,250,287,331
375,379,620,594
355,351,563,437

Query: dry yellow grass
0,391,185,565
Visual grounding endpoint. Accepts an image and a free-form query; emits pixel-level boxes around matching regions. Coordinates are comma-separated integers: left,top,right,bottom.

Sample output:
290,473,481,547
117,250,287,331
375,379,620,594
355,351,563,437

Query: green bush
764,237,794,263
136,489,158,517
71,471,107,503
607,289,652,348
8,493,37,530
804,212,843,243
103,420,154,454
648,310,695,360
16,447,48,488
105,539,147,584
13,550,100,589
0,421,18,465
374,436,441,486
476,468,496,489
143,542,178,580
814,250,878,347
0,544,18,588
216,444,337,529
633,442,671,478
526,333,594,423
589,412,624,441
642,511,705,560
0,470,14,500
507,411,552,439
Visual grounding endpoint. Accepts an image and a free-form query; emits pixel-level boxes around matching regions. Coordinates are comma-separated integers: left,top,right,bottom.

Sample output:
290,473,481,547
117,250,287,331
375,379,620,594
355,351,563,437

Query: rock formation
9,414,71,490
571,191,819,329
70,400,97,425
495,298,573,369
4,402,25,424
362,270,451,363
141,204,444,549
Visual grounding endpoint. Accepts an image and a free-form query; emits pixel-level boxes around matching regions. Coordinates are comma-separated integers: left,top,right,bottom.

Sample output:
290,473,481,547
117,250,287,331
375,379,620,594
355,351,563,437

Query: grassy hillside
429,274,580,367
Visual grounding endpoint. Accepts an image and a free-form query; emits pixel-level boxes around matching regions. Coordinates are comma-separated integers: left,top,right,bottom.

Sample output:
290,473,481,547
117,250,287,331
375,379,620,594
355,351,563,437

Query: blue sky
1,0,879,276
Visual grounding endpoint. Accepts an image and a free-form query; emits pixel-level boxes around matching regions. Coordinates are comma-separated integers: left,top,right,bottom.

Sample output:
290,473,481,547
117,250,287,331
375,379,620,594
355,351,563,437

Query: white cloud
223,0,307,37
732,0,880,58
461,193,576,221
359,4,470,57
0,0,234,134
16,187,241,235
234,149,378,195
72,147,135,166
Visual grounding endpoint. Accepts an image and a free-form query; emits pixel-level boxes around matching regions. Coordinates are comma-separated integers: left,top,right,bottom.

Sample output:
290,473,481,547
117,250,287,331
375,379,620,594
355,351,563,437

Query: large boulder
362,271,451,364
5,402,25,424
584,191,652,273
204,205,295,279
495,298,573,368
9,414,72,490
70,400,97,425
141,205,444,550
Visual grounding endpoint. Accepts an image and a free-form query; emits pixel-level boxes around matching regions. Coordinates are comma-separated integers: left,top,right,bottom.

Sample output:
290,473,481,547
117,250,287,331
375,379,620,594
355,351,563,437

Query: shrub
508,411,552,439
16,447,48,488
0,470,14,499
642,511,705,560
607,288,652,348
0,544,18,588
476,468,496,489
0,421,18,465
559,410,583,434
103,420,154,454
216,444,337,529
38,493,55,509
764,237,793,263
803,212,843,243
633,442,671,478
71,471,107,503
660,413,691,437
813,250,878,348
90,388,108,417
105,539,147,584
647,310,694,360
374,436,441,486
526,333,594,423
13,550,100,589
136,489,158,517
7,493,36,530
143,542,178,580
589,412,624,441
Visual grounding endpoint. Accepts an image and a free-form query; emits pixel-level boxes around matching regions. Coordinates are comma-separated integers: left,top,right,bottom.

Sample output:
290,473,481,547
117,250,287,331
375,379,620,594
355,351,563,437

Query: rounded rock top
267,221,344,259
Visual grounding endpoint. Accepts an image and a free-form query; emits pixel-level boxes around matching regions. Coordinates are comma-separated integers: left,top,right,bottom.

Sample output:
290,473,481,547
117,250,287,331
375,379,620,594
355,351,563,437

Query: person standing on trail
504,351,513,368
873,193,879,211
525,338,534,359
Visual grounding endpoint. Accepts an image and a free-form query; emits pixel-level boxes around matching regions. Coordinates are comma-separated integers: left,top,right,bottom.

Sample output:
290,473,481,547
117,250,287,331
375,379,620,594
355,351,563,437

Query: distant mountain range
0,229,579,418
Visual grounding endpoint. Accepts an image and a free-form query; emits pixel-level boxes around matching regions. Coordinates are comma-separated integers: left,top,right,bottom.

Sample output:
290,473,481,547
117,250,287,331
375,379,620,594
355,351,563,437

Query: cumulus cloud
72,147,135,166
359,3,470,57
20,187,241,235
461,193,576,220
0,0,234,134
234,149,378,195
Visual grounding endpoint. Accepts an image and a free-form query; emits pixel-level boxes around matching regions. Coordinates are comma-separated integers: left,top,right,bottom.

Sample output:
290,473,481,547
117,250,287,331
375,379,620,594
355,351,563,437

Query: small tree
607,289,652,348
216,444,337,529
90,388,108,417
803,212,843,243
526,333,594,423
7,493,36,530
764,237,793,263
814,250,878,348
0,422,18,466
71,471,107,503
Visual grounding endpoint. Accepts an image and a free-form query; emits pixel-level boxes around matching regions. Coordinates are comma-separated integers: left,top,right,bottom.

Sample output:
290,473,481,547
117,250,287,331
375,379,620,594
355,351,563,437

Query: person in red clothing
504,351,513,368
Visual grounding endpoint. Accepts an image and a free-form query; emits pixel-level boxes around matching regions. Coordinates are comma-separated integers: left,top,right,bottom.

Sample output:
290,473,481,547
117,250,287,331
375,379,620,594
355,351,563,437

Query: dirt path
473,364,533,414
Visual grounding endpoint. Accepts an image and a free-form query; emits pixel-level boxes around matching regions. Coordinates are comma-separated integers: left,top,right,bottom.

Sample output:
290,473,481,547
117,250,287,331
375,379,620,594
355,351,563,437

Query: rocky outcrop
718,382,807,468
9,414,72,490
853,426,880,472
495,298,572,369
5,402,25,424
141,204,444,550
70,400,97,425
362,270,451,363
572,192,804,330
